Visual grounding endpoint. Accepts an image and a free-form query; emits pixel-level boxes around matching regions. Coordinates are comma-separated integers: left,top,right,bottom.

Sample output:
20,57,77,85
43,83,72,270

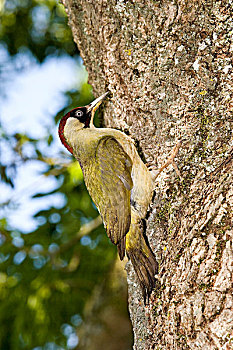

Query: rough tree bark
62,1,233,349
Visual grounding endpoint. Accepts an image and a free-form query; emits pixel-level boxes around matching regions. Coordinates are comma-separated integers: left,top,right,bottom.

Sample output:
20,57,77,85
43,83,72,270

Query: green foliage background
0,1,131,349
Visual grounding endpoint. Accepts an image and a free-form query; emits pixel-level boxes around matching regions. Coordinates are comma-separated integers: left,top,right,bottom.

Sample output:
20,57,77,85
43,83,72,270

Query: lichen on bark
62,0,233,349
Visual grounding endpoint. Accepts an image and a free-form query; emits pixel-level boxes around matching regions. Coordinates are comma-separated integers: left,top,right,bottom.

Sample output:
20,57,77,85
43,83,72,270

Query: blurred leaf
0,0,131,349
68,162,83,183
0,0,78,62
0,165,14,187
47,134,53,145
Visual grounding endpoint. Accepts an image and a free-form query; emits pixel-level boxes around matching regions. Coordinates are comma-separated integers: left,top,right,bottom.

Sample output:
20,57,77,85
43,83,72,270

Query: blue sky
0,50,87,232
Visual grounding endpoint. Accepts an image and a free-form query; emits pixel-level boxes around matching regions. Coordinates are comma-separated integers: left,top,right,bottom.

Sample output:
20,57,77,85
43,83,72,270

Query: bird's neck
58,115,75,155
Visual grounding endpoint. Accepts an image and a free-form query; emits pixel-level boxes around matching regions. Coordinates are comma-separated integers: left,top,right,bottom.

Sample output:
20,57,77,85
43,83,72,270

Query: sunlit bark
62,1,233,348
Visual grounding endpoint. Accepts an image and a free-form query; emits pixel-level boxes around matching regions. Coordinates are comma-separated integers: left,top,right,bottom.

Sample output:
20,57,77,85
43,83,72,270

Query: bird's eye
76,110,83,117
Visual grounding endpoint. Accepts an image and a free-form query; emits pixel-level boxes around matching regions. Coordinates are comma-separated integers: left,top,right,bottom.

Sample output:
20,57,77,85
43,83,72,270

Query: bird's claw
150,141,182,181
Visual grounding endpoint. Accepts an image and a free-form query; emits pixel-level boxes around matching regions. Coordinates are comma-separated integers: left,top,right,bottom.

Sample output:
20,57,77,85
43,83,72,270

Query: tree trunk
62,1,233,349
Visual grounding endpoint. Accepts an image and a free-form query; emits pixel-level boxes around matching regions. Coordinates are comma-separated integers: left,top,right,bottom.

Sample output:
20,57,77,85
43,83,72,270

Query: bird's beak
87,91,110,114
87,91,110,128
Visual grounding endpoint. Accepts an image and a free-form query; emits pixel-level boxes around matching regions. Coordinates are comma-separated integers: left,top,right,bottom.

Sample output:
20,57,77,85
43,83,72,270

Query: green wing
84,136,133,258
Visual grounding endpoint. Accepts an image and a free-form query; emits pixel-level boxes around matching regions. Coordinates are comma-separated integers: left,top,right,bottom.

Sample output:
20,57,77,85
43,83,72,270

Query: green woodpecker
58,92,157,301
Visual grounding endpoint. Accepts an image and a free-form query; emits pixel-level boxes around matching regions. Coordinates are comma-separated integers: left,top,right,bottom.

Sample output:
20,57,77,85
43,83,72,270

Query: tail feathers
127,241,158,303
117,236,126,261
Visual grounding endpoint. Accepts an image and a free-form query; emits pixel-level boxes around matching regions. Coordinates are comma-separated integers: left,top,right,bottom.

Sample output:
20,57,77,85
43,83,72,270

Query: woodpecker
58,92,157,301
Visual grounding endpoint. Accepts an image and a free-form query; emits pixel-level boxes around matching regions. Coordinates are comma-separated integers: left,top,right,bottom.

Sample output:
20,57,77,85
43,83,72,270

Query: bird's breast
68,127,153,219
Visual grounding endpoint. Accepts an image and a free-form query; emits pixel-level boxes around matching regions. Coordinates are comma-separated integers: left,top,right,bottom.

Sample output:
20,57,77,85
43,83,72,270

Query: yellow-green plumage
60,95,158,301
85,136,132,259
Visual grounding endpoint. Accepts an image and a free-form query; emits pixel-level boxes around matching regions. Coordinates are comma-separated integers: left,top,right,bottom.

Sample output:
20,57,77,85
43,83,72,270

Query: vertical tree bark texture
62,1,233,349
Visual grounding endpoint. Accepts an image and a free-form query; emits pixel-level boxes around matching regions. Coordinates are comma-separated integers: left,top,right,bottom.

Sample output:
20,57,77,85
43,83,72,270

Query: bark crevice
62,1,233,348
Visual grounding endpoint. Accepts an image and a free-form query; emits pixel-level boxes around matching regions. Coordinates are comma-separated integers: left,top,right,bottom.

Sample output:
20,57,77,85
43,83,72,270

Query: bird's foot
150,141,182,181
